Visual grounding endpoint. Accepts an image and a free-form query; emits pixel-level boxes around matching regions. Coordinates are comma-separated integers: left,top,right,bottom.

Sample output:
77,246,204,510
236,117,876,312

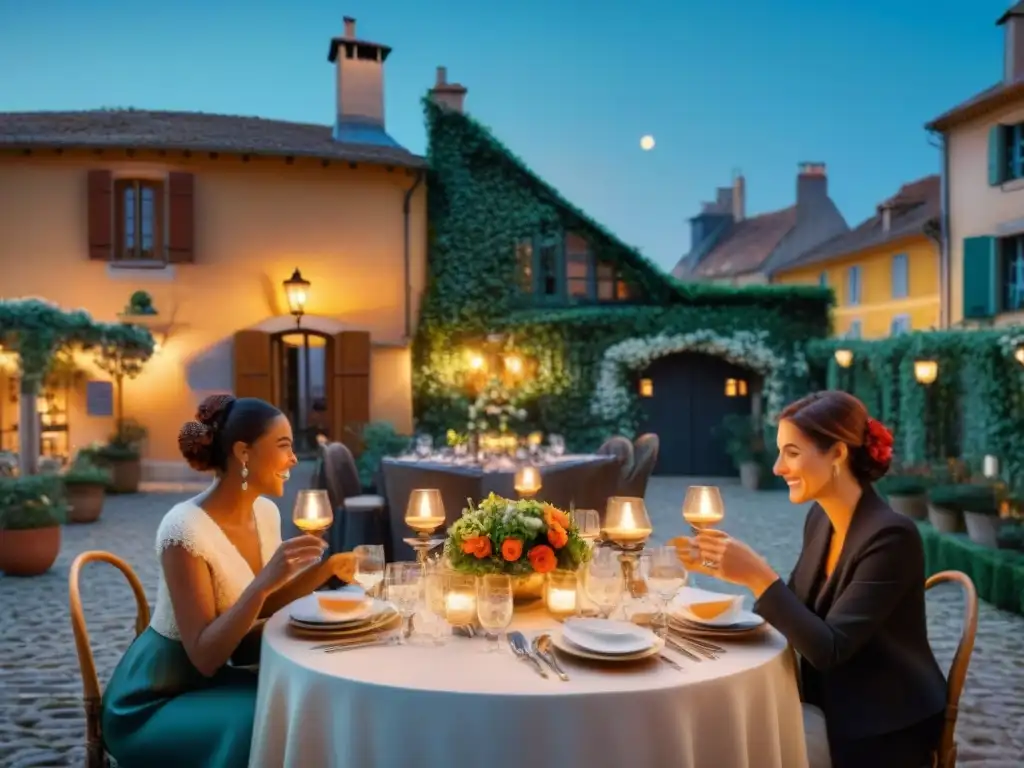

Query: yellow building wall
0,149,426,477
773,234,940,338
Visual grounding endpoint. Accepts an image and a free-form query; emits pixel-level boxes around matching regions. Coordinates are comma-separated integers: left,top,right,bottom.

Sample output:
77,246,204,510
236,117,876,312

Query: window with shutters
845,265,861,306
513,231,635,304
114,179,164,262
1001,234,1024,312
891,253,909,298
1003,123,1024,181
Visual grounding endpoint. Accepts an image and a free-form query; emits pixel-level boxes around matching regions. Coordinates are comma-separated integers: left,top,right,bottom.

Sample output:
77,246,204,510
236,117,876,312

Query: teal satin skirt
101,627,258,768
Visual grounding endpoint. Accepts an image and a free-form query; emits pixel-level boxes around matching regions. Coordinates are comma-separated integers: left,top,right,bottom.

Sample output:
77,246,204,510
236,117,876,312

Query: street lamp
914,359,938,385
283,268,311,328
834,349,854,368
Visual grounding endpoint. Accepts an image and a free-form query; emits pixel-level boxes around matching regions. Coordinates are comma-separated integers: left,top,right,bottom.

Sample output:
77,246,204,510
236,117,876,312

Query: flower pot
964,511,1004,548
0,526,61,576
511,572,546,606
109,458,141,494
889,494,928,521
739,462,761,491
927,504,964,534
66,482,105,524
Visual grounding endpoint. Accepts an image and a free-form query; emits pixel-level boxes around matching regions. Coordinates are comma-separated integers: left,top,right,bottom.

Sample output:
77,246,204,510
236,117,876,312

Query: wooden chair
926,570,978,768
69,551,151,768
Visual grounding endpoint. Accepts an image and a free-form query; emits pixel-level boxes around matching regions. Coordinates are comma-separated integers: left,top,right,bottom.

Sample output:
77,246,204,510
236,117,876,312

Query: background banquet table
250,605,808,768
382,454,621,560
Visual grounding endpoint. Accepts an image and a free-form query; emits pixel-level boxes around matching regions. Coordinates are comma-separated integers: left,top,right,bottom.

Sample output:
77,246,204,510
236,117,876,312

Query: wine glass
569,508,600,544
415,434,434,459
292,489,333,539
353,544,385,597
476,574,513,653
422,561,451,645
548,433,566,457
640,546,688,637
585,547,624,620
385,562,423,644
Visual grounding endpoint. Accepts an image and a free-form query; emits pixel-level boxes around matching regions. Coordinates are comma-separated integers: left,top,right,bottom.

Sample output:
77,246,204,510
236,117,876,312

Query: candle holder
403,489,446,566
514,464,543,499
601,496,653,598
444,573,478,629
545,569,580,620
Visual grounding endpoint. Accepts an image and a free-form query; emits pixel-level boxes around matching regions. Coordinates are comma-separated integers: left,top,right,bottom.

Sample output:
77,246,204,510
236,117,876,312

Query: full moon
640,135,655,151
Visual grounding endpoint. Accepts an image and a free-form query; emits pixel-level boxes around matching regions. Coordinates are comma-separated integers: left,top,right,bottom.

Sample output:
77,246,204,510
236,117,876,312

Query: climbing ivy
414,98,833,449
808,329,1024,492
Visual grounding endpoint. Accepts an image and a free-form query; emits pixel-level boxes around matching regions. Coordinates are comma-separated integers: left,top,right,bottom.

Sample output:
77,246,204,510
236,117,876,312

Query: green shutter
989,125,1007,186
962,236,998,318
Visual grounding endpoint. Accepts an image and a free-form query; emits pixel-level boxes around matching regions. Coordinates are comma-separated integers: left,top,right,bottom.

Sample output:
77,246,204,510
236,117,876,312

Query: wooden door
330,332,370,455
232,331,272,401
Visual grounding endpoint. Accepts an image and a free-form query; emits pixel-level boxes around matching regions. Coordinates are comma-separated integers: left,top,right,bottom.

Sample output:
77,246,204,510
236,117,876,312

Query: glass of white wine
476,574,513,653
569,508,600,544
385,562,423,644
586,548,625,620
292,490,333,539
640,546,688,637
353,544,385,597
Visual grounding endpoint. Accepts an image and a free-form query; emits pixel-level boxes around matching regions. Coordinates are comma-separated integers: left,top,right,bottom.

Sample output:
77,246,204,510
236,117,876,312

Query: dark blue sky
0,0,1010,270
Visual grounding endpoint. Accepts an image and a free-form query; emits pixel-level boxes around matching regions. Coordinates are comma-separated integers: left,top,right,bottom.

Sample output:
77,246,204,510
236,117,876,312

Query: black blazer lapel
791,506,831,607
812,487,884,614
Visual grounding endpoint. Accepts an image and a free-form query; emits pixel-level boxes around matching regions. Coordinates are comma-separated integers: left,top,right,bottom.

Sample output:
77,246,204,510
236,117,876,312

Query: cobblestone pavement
1,471,1021,766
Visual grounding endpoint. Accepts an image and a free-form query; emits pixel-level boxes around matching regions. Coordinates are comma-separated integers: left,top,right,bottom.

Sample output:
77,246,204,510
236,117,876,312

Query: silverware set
665,631,725,661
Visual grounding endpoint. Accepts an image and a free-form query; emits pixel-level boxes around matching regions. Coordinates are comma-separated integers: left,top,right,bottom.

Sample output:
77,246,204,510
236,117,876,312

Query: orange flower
528,544,557,574
501,537,523,562
461,535,492,559
546,523,568,549
543,505,571,530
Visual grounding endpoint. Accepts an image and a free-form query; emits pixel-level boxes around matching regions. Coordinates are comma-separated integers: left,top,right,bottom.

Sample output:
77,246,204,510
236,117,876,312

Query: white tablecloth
250,606,808,768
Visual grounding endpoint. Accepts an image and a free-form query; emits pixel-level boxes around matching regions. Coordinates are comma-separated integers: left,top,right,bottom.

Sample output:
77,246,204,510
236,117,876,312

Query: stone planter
889,494,928,521
66,482,105,524
739,462,762,491
109,457,141,494
927,503,965,534
964,511,1004,548
0,526,61,576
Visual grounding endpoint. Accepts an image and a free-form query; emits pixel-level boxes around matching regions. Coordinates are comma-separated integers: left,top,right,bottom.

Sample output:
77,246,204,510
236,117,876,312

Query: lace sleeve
155,503,209,560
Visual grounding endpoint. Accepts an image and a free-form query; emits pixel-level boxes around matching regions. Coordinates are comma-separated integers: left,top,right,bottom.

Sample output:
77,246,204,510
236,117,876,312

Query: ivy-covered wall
807,328,1024,492
414,98,834,449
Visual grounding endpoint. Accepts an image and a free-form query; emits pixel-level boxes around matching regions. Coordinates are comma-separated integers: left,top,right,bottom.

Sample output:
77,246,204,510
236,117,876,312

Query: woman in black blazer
674,391,947,768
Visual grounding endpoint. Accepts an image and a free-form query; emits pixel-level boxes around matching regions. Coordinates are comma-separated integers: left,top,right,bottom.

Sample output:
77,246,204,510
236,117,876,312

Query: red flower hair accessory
864,417,894,465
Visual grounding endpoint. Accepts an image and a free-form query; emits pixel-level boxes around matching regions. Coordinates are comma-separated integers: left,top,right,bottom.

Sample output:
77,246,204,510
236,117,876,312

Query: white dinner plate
672,610,764,631
551,631,664,662
562,618,658,655
288,594,382,626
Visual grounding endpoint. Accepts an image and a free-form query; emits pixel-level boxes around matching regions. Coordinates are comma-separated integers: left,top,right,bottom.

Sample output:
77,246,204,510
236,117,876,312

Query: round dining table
249,605,809,768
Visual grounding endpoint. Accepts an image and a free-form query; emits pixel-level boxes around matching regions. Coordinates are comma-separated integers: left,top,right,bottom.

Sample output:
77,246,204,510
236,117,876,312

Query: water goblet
415,434,434,459
586,548,625,620
569,508,601,544
640,546,688,636
423,562,451,645
353,544,385,597
476,574,513,653
385,562,423,644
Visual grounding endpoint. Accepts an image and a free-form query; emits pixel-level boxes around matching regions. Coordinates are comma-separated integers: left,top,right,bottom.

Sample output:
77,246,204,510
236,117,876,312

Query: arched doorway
639,352,759,476
271,331,330,456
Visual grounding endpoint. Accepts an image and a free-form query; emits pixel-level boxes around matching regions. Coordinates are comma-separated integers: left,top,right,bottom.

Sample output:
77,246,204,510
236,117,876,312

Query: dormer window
514,231,634,304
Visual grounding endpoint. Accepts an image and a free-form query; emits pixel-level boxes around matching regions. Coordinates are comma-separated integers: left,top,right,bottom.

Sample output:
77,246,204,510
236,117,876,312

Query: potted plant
926,483,1001,540
0,474,67,576
876,472,930,520
62,455,112,524
83,419,147,494
716,414,764,491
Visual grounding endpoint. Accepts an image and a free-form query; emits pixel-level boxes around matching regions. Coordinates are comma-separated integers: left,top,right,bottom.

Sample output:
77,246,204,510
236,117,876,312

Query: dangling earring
241,462,249,491
832,464,840,482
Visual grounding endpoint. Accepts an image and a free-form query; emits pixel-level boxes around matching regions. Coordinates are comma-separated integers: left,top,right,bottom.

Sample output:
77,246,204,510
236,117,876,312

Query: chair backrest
596,436,635,486
69,551,151,768
925,570,978,768
323,441,362,504
621,433,659,497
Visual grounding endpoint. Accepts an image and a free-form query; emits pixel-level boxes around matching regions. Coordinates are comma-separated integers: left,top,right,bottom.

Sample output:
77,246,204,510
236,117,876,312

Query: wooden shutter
989,125,1007,186
233,330,273,401
331,332,371,454
87,170,113,261
167,172,195,263
962,236,998,319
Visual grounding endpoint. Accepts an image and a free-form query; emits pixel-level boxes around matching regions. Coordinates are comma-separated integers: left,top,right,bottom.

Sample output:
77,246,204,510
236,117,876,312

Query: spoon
508,631,548,679
533,634,570,681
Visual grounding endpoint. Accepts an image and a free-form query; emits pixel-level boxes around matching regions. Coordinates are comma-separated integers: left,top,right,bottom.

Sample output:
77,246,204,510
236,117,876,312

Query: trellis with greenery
0,298,154,474
413,97,833,449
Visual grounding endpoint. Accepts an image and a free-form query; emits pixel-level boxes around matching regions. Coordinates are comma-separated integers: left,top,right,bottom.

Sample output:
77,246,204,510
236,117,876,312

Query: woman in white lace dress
101,395,357,767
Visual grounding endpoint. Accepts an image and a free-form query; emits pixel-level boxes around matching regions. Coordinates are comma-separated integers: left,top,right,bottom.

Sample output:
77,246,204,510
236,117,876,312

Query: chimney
732,173,746,222
999,3,1024,82
796,162,828,214
327,16,393,142
880,204,892,233
430,66,468,113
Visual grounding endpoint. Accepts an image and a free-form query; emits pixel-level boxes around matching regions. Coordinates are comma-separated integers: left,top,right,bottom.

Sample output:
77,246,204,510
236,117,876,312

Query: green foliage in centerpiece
444,493,590,576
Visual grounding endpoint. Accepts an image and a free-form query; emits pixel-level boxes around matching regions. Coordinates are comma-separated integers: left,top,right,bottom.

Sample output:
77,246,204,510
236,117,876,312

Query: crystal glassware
385,562,423,644
569,508,600,543
682,485,725,531
640,546,688,636
586,548,625,619
292,489,333,538
353,544,385,596
476,574,513,652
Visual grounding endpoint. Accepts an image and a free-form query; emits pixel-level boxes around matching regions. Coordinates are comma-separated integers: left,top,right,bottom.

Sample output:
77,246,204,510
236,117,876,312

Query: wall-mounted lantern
913,359,938,385
834,349,854,368
1015,345,1024,366
283,268,311,328
639,378,654,397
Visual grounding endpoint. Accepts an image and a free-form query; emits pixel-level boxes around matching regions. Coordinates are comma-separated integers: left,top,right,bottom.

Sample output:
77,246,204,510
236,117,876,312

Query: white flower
468,406,477,418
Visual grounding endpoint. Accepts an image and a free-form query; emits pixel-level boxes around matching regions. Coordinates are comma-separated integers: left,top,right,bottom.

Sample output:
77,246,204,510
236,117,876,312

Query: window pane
566,252,589,279
597,279,613,300
515,240,533,293
539,241,558,296
123,186,136,253
567,278,589,298
140,185,155,256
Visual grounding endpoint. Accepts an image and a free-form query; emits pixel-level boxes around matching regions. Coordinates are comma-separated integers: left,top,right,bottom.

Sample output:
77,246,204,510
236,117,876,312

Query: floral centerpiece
444,493,591,602
467,378,527,436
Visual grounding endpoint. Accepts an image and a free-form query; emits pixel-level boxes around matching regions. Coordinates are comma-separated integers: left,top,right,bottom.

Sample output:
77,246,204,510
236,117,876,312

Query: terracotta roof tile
0,109,426,168
690,207,797,278
778,175,940,271
925,81,1024,132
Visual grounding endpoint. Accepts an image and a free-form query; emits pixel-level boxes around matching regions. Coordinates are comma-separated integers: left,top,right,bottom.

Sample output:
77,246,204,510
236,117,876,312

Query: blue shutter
962,236,998,318
989,125,1007,186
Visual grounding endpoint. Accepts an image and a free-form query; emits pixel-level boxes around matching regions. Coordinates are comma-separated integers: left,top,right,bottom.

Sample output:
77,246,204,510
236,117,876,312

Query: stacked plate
287,587,400,640
670,588,765,639
550,618,664,662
